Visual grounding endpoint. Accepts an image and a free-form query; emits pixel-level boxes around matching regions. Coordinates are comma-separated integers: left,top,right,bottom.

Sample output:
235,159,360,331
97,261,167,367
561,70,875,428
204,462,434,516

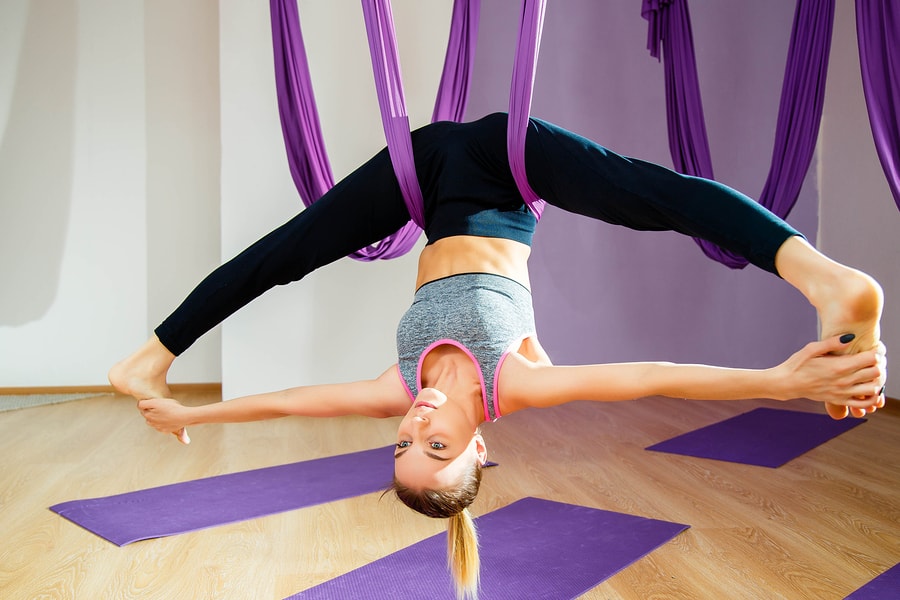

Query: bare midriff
415,235,532,291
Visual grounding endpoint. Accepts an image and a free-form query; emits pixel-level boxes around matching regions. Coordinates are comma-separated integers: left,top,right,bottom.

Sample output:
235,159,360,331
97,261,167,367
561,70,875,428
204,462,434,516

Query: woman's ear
473,433,488,465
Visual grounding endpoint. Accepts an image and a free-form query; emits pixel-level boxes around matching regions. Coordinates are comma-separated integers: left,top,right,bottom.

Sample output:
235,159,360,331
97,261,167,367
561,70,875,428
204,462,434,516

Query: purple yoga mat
845,563,900,599
50,446,396,546
286,497,689,599
646,408,865,467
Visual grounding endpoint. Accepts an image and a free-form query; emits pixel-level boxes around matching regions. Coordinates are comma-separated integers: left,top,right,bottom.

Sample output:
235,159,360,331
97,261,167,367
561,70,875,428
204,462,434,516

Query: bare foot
109,336,190,444
776,237,885,419
815,268,884,419
109,336,175,399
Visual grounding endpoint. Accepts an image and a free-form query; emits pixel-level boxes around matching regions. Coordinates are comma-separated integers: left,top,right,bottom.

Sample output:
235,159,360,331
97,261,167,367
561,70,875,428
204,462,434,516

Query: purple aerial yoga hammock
361,0,428,231
271,0,546,261
642,0,835,269
270,0,479,260
364,0,548,225
507,0,547,220
856,0,900,211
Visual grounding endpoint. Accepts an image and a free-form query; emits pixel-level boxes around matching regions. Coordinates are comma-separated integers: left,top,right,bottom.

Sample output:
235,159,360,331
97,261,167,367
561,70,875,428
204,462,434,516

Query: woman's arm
501,335,886,411
137,366,410,437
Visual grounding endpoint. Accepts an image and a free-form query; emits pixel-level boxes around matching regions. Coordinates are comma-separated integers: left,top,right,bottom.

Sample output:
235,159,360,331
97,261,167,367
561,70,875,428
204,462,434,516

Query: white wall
145,1,222,386
819,2,899,396
218,1,450,398
0,0,220,387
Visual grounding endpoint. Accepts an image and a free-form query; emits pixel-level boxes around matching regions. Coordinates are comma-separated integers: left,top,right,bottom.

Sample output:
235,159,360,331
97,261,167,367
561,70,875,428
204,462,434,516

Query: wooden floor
1,391,897,599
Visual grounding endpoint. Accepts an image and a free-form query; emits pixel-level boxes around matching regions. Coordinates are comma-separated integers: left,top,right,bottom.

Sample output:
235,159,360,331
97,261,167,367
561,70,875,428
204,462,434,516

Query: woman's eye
396,441,411,448
430,442,446,450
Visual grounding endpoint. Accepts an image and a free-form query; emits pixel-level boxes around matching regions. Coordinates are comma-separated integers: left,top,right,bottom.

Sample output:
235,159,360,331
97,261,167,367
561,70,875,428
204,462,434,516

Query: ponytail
390,460,484,599
448,508,480,600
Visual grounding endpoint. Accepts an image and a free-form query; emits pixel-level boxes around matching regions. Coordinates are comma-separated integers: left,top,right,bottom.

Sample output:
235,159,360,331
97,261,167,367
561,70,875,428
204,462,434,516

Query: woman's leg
110,146,411,400
523,117,798,275
523,117,884,417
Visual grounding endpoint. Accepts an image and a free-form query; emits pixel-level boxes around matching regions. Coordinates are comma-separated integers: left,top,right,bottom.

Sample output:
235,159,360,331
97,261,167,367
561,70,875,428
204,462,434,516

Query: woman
111,113,886,599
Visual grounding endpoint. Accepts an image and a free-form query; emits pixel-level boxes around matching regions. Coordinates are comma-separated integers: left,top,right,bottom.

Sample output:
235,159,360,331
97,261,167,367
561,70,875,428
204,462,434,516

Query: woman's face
393,387,486,491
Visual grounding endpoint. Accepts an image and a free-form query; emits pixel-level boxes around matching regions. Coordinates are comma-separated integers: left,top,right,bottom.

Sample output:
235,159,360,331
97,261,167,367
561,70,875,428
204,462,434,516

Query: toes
825,402,849,420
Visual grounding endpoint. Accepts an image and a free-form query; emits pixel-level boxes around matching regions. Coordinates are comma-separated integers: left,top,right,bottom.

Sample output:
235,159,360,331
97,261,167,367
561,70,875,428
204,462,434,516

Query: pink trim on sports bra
414,339,492,422
491,335,532,420
396,365,415,402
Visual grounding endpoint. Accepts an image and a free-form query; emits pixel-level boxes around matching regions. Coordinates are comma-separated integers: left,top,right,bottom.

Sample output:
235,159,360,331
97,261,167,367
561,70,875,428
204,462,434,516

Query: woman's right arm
501,335,885,413
137,366,410,436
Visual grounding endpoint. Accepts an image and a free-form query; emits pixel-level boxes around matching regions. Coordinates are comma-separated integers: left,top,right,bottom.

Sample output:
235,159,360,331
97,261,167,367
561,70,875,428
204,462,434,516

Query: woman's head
393,387,487,491
390,387,486,599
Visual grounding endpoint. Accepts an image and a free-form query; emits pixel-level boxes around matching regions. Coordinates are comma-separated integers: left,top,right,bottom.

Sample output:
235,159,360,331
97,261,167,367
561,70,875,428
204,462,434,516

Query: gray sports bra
395,273,536,421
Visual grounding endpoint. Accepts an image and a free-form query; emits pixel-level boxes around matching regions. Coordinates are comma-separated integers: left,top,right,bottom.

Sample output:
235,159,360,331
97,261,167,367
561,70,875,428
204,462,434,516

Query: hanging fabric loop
856,0,900,211
507,0,547,220
366,0,547,224
361,0,427,230
272,1,545,255
433,0,481,123
271,0,480,260
643,0,835,269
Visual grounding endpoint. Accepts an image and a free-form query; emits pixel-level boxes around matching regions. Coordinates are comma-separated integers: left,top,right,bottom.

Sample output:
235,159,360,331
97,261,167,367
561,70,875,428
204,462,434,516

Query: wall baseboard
0,383,222,395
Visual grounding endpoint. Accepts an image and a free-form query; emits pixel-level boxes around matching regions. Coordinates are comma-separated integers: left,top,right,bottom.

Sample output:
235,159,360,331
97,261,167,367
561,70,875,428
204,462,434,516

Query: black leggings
155,114,800,355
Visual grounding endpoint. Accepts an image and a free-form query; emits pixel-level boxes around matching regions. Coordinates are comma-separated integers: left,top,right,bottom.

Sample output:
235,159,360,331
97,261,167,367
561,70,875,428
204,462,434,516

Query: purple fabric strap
270,0,415,260
361,0,427,230
270,0,333,205
856,0,900,210
643,0,834,269
433,0,481,123
366,0,545,221
641,0,714,181
270,0,480,260
507,0,547,220
273,0,545,258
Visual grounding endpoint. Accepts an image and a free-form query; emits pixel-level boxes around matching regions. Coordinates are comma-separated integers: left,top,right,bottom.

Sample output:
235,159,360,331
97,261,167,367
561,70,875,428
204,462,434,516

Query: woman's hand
775,335,886,416
137,398,192,444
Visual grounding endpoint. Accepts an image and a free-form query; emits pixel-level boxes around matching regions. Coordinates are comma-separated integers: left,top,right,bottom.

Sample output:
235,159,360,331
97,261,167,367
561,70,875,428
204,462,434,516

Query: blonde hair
390,460,483,599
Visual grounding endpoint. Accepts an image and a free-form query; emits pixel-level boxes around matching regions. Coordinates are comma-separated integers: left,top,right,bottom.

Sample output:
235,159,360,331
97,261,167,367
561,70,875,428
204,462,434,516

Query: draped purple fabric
642,0,835,269
856,0,900,210
270,0,333,206
270,0,480,261
641,0,714,181
433,0,481,123
361,0,427,231
507,0,547,220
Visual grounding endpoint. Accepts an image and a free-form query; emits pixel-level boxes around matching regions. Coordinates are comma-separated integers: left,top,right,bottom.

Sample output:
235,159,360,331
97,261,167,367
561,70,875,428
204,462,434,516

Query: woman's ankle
109,336,175,399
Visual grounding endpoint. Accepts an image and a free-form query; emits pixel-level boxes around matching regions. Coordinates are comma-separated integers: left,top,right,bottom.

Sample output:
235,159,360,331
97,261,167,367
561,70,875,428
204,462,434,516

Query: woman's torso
415,235,532,290
396,114,552,418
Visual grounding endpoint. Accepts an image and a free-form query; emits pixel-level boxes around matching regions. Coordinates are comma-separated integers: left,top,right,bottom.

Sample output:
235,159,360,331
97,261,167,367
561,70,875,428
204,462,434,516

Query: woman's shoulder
496,335,552,414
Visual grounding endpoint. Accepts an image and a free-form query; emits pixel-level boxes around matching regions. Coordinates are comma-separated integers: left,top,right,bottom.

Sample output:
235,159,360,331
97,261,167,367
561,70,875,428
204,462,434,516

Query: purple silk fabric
507,0,547,220
270,0,480,261
432,0,481,123
856,0,900,210
641,0,715,181
270,0,333,207
361,0,427,230
642,0,835,269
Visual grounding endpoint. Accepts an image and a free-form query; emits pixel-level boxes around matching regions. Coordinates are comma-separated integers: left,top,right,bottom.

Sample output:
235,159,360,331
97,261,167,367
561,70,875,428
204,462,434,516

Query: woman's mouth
414,401,436,409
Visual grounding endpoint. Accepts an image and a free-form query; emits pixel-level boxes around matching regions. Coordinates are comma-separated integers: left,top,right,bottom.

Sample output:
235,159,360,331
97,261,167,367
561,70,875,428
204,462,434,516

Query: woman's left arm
502,335,885,411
